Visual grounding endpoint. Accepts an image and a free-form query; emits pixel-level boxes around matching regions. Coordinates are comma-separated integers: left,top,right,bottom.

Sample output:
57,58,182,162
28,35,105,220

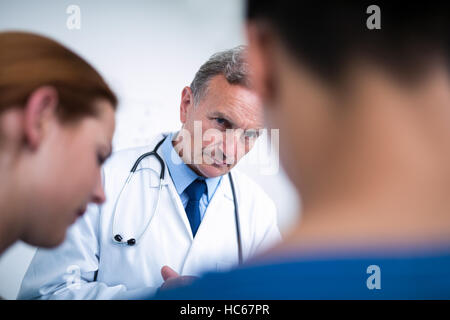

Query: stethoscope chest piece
111,137,166,247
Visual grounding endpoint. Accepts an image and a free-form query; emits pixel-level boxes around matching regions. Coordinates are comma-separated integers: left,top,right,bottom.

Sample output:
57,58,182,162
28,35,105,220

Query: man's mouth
206,155,231,167
212,158,228,166
201,151,234,168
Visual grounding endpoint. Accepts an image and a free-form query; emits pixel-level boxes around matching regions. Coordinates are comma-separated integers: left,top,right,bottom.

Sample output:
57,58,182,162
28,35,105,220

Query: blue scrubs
154,245,450,299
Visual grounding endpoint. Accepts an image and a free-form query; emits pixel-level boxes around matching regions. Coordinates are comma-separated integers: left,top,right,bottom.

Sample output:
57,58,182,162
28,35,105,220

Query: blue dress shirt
160,132,222,220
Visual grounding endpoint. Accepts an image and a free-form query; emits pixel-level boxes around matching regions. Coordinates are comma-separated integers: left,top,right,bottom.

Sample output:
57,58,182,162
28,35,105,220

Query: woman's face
22,99,116,247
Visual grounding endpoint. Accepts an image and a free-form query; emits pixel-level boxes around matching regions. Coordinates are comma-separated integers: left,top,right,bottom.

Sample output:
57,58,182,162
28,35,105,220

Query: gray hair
190,45,251,105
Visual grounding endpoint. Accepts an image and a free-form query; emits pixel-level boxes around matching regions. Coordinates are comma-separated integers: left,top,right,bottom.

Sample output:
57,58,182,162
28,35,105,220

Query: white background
0,0,299,299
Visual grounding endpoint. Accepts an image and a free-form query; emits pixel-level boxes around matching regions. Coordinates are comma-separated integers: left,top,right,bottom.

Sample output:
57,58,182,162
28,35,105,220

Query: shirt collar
161,132,222,201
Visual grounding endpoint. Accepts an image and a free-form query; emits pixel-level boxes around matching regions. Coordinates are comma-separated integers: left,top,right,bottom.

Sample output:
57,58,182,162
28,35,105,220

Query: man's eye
215,118,226,125
214,118,231,129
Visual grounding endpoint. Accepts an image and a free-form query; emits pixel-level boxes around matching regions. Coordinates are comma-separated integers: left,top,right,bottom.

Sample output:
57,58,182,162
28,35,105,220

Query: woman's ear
23,86,59,150
180,86,194,124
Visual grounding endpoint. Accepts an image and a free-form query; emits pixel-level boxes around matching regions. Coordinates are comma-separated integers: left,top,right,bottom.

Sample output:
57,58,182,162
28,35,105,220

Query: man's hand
159,265,198,291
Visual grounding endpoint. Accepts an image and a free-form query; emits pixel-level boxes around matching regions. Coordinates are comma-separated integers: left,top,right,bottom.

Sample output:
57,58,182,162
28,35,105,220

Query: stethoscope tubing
111,135,243,265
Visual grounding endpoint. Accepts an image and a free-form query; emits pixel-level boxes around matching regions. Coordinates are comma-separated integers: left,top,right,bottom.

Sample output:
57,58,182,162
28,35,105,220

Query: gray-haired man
18,46,281,299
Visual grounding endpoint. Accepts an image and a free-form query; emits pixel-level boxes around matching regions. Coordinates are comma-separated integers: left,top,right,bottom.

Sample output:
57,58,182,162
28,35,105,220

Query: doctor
19,46,281,299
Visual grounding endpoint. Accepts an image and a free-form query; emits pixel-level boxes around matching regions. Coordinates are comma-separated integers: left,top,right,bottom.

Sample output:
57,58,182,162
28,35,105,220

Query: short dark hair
246,1,450,82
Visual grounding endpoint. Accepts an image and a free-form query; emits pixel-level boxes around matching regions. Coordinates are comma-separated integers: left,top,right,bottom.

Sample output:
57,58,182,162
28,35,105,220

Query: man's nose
222,131,244,162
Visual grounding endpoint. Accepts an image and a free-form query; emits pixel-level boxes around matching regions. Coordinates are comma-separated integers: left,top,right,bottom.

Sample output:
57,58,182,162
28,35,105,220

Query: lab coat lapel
180,175,238,275
165,178,194,240
134,134,194,240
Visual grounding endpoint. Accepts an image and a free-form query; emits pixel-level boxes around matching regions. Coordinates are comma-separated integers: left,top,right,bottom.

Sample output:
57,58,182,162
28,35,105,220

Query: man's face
178,74,264,178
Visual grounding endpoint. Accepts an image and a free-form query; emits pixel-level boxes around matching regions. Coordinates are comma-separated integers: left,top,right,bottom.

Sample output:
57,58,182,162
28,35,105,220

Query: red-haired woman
0,32,117,255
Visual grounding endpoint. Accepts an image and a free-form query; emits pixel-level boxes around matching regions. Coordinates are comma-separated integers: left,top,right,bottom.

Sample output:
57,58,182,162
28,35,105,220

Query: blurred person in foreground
155,1,450,299
0,32,117,257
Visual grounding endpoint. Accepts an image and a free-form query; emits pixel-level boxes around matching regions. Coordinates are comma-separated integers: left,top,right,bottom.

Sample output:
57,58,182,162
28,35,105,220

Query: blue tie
184,178,207,237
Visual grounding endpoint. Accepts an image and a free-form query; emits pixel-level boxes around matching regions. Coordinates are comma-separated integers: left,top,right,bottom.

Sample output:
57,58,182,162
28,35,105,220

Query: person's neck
284,66,450,252
0,158,25,255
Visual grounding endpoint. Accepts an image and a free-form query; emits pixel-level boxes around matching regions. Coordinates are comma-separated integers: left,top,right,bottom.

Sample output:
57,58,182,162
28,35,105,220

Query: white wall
0,0,299,299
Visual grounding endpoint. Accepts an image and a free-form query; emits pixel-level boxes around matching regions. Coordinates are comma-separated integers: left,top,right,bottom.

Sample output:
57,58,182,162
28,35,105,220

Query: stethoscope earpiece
113,234,136,246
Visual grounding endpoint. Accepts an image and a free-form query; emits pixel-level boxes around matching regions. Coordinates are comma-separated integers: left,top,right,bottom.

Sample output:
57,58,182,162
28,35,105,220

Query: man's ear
246,22,276,106
23,86,59,150
180,86,194,124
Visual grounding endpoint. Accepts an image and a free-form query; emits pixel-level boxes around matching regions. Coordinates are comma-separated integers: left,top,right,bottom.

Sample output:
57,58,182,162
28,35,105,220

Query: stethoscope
111,136,243,265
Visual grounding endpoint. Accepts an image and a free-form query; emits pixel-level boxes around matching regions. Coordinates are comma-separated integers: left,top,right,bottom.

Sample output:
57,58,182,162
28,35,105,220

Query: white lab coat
18,133,281,299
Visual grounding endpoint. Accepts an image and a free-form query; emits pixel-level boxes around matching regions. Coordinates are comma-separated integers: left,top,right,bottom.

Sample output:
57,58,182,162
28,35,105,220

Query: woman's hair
0,31,117,122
